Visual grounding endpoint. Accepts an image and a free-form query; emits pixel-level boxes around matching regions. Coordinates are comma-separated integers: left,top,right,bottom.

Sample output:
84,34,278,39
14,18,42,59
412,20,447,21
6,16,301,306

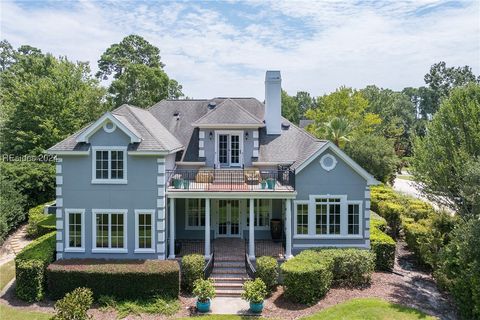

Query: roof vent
207,102,216,110
281,122,290,130
173,111,180,121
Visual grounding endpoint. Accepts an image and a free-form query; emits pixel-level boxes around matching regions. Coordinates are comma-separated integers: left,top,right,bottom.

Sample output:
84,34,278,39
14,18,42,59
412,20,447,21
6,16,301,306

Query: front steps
211,239,250,297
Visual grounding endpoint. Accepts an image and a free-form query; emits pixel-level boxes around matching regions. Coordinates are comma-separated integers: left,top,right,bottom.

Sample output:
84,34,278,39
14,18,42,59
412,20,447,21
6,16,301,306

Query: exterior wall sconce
209,131,213,140
245,132,249,140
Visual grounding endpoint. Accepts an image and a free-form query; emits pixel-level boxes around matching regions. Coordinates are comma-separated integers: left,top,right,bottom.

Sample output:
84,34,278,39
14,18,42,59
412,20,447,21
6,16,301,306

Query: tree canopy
412,84,480,217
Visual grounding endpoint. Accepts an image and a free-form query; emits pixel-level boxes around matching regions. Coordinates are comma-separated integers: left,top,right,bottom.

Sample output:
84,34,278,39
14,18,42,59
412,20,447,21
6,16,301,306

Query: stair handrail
244,253,256,279
204,252,215,279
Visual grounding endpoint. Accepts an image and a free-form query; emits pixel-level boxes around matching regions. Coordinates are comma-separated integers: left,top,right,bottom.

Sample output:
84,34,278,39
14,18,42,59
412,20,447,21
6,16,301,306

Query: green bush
435,219,480,320
192,279,215,303
255,256,278,291
370,219,396,271
53,287,93,320
242,278,267,303
26,203,55,238
15,231,56,302
181,254,204,293
281,251,333,304
314,249,375,287
0,176,26,244
404,199,434,221
377,201,404,239
47,259,180,300
370,186,399,213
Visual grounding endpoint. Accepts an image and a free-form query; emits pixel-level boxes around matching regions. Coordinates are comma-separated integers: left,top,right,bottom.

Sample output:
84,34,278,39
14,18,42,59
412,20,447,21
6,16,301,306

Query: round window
103,121,116,133
320,153,337,171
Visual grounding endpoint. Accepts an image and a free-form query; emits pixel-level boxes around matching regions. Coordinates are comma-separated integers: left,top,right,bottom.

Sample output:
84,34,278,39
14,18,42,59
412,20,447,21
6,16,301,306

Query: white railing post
285,199,293,259
168,198,175,259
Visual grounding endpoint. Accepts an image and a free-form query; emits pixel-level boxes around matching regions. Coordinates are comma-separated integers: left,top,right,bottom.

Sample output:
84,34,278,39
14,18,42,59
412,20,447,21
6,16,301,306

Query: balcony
165,168,295,192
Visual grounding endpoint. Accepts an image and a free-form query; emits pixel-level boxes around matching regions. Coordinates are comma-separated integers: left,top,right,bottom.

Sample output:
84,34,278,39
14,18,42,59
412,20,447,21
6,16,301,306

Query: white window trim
319,153,337,171
347,200,363,236
293,195,364,240
91,146,128,184
246,199,272,230
293,200,309,236
185,199,206,230
134,210,156,253
92,209,128,253
214,130,244,168
64,209,85,252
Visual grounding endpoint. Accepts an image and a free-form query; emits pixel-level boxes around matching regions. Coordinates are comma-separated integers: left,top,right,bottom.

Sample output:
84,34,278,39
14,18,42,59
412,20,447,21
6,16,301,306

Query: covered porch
166,193,295,260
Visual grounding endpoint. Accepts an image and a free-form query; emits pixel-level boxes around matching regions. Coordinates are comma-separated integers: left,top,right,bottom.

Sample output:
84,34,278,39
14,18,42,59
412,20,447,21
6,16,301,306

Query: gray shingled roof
193,99,264,126
48,104,183,153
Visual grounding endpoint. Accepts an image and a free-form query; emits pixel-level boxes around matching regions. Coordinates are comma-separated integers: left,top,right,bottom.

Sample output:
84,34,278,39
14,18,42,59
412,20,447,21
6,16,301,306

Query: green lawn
0,260,15,290
0,304,51,320
397,175,414,181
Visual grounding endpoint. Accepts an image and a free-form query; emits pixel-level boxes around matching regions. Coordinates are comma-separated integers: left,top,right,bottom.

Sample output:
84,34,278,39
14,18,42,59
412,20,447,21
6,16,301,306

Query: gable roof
48,104,183,154
192,98,264,128
295,141,380,185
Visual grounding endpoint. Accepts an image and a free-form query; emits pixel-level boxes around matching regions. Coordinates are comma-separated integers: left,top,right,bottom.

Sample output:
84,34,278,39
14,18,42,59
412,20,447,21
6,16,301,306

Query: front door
217,133,242,167
217,200,241,237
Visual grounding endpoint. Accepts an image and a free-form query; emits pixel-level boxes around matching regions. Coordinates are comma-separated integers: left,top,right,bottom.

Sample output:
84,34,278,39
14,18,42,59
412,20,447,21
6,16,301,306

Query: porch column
249,198,255,260
205,198,211,259
168,198,175,259
285,199,293,259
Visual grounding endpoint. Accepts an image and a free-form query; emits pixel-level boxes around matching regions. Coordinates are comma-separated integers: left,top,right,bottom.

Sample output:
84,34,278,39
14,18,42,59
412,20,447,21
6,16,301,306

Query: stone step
215,289,244,297
212,268,246,275
211,276,249,282
215,257,244,262
214,282,244,289
215,261,244,268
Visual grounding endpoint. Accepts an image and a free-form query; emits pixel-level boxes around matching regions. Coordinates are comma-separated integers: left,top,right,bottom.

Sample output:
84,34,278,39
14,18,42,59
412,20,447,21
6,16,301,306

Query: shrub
15,231,56,301
47,259,179,300
404,199,434,221
255,256,278,291
0,176,26,243
26,203,55,238
181,254,204,293
370,185,399,212
242,278,267,303
281,251,333,304
53,287,93,320
370,219,396,271
377,201,404,239
435,219,480,319
192,279,215,303
314,249,375,287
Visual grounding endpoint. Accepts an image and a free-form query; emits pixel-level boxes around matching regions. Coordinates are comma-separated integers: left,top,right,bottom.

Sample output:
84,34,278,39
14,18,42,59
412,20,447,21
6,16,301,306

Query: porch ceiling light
245,132,249,140
209,131,213,140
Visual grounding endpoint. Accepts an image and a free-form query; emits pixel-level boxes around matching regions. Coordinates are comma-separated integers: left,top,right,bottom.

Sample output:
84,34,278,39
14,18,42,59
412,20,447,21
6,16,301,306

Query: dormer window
92,146,127,184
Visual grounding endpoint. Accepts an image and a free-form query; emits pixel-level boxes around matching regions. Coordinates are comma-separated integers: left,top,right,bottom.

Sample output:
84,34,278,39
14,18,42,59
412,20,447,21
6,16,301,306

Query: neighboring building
47,71,378,264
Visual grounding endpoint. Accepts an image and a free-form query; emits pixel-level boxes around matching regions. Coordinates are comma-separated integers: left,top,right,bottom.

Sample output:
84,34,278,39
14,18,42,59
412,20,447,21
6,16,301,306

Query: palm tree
321,117,352,147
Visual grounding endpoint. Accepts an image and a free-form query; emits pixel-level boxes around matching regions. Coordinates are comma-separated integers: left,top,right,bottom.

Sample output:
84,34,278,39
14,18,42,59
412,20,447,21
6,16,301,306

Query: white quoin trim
76,112,141,144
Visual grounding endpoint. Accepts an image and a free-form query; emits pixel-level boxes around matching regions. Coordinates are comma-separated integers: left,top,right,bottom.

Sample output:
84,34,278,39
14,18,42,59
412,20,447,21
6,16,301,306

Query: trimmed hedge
404,199,434,221
181,254,204,293
255,256,278,291
370,219,396,271
15,231,56,302
281,251,333,304
377,201,404,239
26,203,56,239
47,259,180,300
314,249,375,287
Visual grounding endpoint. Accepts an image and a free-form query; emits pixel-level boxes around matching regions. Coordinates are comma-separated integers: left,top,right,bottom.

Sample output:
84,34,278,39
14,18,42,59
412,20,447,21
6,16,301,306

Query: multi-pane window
94,211,126,250
247,199,271,228
230,135,240,164
186,199,205,228
296,203,308,235
348,204,360,235
68,212,82,248
93,149,126,182
136,211,154,250
315,198,341,235
219,135,228,164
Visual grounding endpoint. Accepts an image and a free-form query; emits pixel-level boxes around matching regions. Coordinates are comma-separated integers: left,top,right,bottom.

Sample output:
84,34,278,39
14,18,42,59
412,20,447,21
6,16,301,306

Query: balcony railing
165,168,295,192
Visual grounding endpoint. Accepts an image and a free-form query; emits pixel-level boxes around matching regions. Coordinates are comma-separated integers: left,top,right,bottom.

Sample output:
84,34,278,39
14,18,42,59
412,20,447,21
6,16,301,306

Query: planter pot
183,180,190,189
196,299,211,313
173,179,183,189
249,301,264,313
260,181,267,189
266,178,275,189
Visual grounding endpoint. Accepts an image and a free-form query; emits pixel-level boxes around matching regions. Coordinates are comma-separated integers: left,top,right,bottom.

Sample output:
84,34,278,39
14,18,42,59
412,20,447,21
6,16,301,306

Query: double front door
217,133,242,167
217,199,241,237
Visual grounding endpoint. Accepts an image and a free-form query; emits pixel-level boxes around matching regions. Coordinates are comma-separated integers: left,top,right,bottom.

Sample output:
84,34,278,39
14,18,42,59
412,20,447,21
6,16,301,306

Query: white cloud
1,0,478,100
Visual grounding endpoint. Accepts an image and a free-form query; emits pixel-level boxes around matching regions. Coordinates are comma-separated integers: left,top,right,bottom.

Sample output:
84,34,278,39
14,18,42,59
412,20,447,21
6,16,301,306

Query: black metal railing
166,167,295,191
204,252,215,278
245,253,256,279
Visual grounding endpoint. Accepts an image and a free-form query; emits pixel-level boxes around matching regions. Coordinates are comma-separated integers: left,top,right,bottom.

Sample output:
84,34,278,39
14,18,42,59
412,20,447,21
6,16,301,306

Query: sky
1,0,479,99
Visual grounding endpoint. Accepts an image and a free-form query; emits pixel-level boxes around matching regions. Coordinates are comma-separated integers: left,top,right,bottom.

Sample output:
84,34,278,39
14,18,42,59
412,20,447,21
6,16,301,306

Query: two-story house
47,71,378,265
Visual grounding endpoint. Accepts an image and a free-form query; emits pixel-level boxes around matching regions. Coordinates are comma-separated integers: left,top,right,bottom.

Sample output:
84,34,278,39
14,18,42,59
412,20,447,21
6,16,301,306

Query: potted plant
260,180,267,189
183,179,190,189
241,278,267,313
172,174,183,189
193,279,215,313
266,178,275,189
